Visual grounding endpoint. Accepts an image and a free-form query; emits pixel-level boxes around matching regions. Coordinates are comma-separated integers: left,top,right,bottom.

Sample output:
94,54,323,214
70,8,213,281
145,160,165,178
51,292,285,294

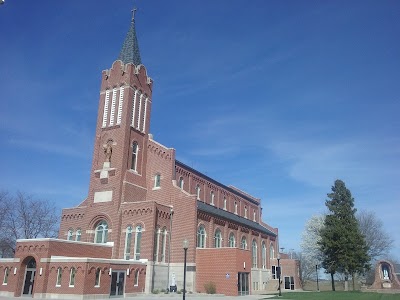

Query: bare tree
0,191,59,257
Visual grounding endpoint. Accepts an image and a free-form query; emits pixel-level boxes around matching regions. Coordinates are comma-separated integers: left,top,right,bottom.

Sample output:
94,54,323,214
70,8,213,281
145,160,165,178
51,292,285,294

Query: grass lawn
267,291,400,300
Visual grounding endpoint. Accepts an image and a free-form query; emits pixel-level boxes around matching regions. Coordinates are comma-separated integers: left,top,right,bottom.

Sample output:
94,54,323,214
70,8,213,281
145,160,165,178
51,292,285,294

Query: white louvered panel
137,93,143,130
102,90,110,127
131,90,138,127
142,97,148,133
109,88,117,126
116,86,124,125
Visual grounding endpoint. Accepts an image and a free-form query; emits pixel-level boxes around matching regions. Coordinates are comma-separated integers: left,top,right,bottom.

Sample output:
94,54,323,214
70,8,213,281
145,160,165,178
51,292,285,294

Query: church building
0,11,300,298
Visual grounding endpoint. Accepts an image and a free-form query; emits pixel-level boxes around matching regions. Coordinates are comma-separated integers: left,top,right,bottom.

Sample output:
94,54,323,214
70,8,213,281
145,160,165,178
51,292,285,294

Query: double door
237,272,249,296
23,269,36,295
110,271,125,296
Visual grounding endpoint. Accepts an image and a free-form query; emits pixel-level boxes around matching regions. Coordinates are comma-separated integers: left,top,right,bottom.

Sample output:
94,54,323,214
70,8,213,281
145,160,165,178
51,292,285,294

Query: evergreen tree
319,180,370,291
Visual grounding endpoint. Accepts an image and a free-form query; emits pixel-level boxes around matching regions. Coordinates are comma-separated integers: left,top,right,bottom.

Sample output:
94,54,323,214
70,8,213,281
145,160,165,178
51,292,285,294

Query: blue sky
1,1,399,260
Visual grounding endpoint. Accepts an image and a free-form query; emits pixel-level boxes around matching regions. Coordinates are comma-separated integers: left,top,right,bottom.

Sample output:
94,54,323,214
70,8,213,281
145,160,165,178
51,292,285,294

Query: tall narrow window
154,174,161,188
262,242,267,269
223,197,227,210
95,221,108,244
75,229,81,241
134,269,139,286
241,236,247,250
131,90,138,127
197,225,206,248
196,185,201,200
244,206,248,218
270,243,275,259
56,267,62,286
109,87,117,126
67,229,73,241
161,228,167,262
210,191,215,205
116,86,124,125
134,225,142,260
69,267,76,287
234,202,238,214
102,90,110,127
124,226,133,260
179,177,184,189
94,268,101,287
154,228,160,262
142,97,148,132
252,240,258,268
228,232,235,247
137,93,143,129
3,267,9,285
214,229,222,248
131,142,138,171
253,210,256,221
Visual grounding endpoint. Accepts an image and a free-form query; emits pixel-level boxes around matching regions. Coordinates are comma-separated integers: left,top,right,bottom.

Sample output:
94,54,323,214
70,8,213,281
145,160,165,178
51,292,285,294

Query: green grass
268,291,400,300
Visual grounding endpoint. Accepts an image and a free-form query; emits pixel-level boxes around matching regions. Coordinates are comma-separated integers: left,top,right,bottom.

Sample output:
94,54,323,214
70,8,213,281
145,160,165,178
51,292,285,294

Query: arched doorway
22,257,36,296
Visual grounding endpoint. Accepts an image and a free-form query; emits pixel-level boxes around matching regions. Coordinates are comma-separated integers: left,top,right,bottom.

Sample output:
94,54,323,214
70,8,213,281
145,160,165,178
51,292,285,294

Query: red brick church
0,11,300,298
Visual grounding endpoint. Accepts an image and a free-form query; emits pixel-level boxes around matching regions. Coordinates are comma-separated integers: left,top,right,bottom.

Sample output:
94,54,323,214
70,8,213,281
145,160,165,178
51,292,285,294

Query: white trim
116,86,124,125
109,88,117,126
131,90,138,127
142,97,148,132
136,93,143,130
102,90,110,127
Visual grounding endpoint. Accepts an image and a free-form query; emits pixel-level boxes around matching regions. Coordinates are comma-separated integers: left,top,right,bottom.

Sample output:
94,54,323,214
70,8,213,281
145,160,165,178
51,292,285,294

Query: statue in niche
103,141,113,163
382,265,390,280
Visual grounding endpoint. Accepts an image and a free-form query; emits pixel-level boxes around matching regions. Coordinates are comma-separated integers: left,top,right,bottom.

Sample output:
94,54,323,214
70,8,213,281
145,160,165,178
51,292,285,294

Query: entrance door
110,271,125,296
237,272,249,296
22,258,36,296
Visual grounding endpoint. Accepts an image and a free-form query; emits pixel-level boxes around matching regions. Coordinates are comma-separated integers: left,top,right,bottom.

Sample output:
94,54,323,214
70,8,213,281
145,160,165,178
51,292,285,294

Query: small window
95,221,108,243
75,229,82,241
210,191,215,205
262,242,267,269
134,269,139,286
56,267,62,286
179,177,184,189
95,268,101,287
252,240,258,268
134,225,142,260
284,276,294,290
214,229,222,248
67,229,73,241
228,232,235,248
69,267,76,287
154,174,161,188
3,267,9,285
196,185,201,200
270,243,275,259
253,210,256,221
244,206,248,219
241,236,247,250
131,142,138,171
234,202,238,214
272,265,277,279
197,225,206,248
223,197,227,210
124,226,133,260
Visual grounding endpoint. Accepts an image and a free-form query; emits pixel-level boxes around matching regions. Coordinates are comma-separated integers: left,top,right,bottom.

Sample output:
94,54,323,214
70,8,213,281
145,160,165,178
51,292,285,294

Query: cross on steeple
131,7,137,22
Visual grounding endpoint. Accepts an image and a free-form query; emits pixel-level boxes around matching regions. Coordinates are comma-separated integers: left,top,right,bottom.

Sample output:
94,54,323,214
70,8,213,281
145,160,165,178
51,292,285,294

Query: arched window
244,206,248,218
69,267,76,287
134,225,142,260
252,240,258,268
197,225,206,248
270,243,275,259
154,174,161,188
134,269,139,286
214,229,222,248
131,142,138,171
161,228,167,262
210,191,215,205
3,267,9,285
262,242,267,269
95,221,108,243
154,228,160,262
196,185,201,200
228,232,235,248
95,268,101,287
241,236,247,250
75,229,82,241
56,267,62,286
223,197,227,210
234,202,238,214
253,210,256,221
124,226,133,260
67,229,73,241
179,177,184,189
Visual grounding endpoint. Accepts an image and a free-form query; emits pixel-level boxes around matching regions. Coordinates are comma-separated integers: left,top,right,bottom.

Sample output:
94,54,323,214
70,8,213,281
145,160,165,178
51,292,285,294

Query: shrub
204,281,216,294
152,289,160,294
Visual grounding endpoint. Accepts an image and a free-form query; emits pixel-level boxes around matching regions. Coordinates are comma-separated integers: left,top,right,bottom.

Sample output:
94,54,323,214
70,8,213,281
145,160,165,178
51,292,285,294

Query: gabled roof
118,13,141,65
197,201,277,237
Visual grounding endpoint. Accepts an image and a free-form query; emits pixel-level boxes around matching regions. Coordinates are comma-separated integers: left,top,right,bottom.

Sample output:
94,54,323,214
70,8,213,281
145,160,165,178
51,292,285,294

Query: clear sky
1,1,399,260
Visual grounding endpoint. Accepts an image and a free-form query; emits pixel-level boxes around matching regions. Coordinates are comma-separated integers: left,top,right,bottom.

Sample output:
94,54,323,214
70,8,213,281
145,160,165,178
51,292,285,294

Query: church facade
0,13,300,298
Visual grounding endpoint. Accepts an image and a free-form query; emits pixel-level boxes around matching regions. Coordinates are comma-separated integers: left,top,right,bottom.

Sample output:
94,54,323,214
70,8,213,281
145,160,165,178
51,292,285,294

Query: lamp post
183,239,189,300
167,207,174,292
277,255,282,297
316,264,320,292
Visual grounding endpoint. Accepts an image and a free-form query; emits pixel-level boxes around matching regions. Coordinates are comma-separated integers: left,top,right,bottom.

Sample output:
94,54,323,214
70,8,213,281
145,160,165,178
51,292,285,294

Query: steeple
118,8,142,65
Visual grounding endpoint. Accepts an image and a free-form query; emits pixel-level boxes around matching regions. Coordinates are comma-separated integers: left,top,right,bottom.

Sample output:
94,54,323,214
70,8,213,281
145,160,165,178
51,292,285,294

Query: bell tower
87,9,153,207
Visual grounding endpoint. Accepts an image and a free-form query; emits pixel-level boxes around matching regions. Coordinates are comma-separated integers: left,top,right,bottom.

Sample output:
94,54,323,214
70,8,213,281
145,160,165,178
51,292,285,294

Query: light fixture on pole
182,239,189,300
277,255,282,297
167,207,174,292
316,264,320,292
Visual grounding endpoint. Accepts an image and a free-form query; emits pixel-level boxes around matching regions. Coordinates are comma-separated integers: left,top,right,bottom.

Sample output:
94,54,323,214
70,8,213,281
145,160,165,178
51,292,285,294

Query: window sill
56,285,61,288
69,285,75,288
2,283,7,286
152,187,161,191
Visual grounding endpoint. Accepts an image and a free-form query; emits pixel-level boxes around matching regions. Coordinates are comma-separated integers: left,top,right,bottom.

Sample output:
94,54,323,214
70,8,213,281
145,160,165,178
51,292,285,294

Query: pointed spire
118,7,142,65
